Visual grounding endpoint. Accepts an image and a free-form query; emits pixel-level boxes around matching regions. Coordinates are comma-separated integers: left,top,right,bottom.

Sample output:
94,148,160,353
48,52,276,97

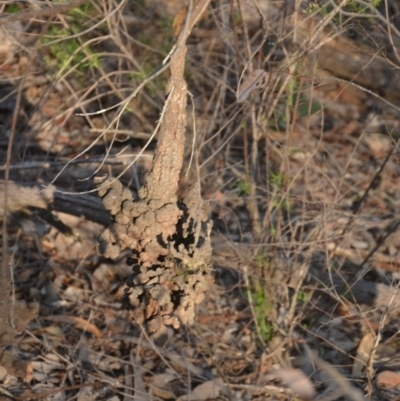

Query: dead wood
294,12,400,106
0,180,54,217
95,0,213,341
195,2,400,107
51,191,110,226
0,180,110,227
309,274,400,312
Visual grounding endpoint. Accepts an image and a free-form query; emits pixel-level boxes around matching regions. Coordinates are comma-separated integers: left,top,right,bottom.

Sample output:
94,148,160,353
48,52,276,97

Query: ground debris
0,252,39,378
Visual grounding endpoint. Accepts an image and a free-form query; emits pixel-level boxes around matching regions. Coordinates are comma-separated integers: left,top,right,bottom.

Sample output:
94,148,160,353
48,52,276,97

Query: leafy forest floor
1,0,400,400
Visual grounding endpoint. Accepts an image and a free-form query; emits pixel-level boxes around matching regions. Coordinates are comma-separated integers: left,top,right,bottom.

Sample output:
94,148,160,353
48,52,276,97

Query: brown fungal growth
95,0,213,341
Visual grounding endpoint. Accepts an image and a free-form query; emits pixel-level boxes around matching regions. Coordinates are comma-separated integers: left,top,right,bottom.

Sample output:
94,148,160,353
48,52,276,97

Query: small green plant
304,3,319,14
272,68,322,131
345,0,381,14
41,3,101,77
296,99,322,118
297,290,308,303
157,15,173,31
289,80,321,118
129,63,168,97
66,2,95,19
304,3,334,18
255,251,269,269
249,283,275,343
305,0,382,27
42,25,101,76
234,179,251,197
43,28,81,71
272,109,287,130
270,171,284,191
269,171,293,212
129,65,151,85
269,224,278,236
5,4,21,13
271,197,293,212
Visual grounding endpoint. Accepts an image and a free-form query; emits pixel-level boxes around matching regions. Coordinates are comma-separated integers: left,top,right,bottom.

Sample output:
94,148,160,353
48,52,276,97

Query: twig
304,346,367,401
0,0,88,25
0,155,152,171
15,383,97,401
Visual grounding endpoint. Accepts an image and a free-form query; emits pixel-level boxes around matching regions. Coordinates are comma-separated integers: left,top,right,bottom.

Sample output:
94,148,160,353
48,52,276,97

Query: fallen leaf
0,385,15,399
31,357,64,382
151,385,175,400
271,368,316,400
152,373,176,388
44,315,103,338
352,332,376,377
178,379,223,401
237,69,270,103
376,370,400,390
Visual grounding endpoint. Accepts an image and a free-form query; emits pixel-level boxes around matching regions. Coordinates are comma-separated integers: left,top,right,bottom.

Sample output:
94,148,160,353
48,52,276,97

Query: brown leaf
376,370,400,390
237,69,270,103
44,315,103,338
178,379,223,401
0,349,26,378
272,368,316,400
352,332,376,377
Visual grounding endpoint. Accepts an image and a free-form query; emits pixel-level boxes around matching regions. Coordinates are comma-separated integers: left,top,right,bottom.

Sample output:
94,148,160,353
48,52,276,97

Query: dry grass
1,0,400,400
